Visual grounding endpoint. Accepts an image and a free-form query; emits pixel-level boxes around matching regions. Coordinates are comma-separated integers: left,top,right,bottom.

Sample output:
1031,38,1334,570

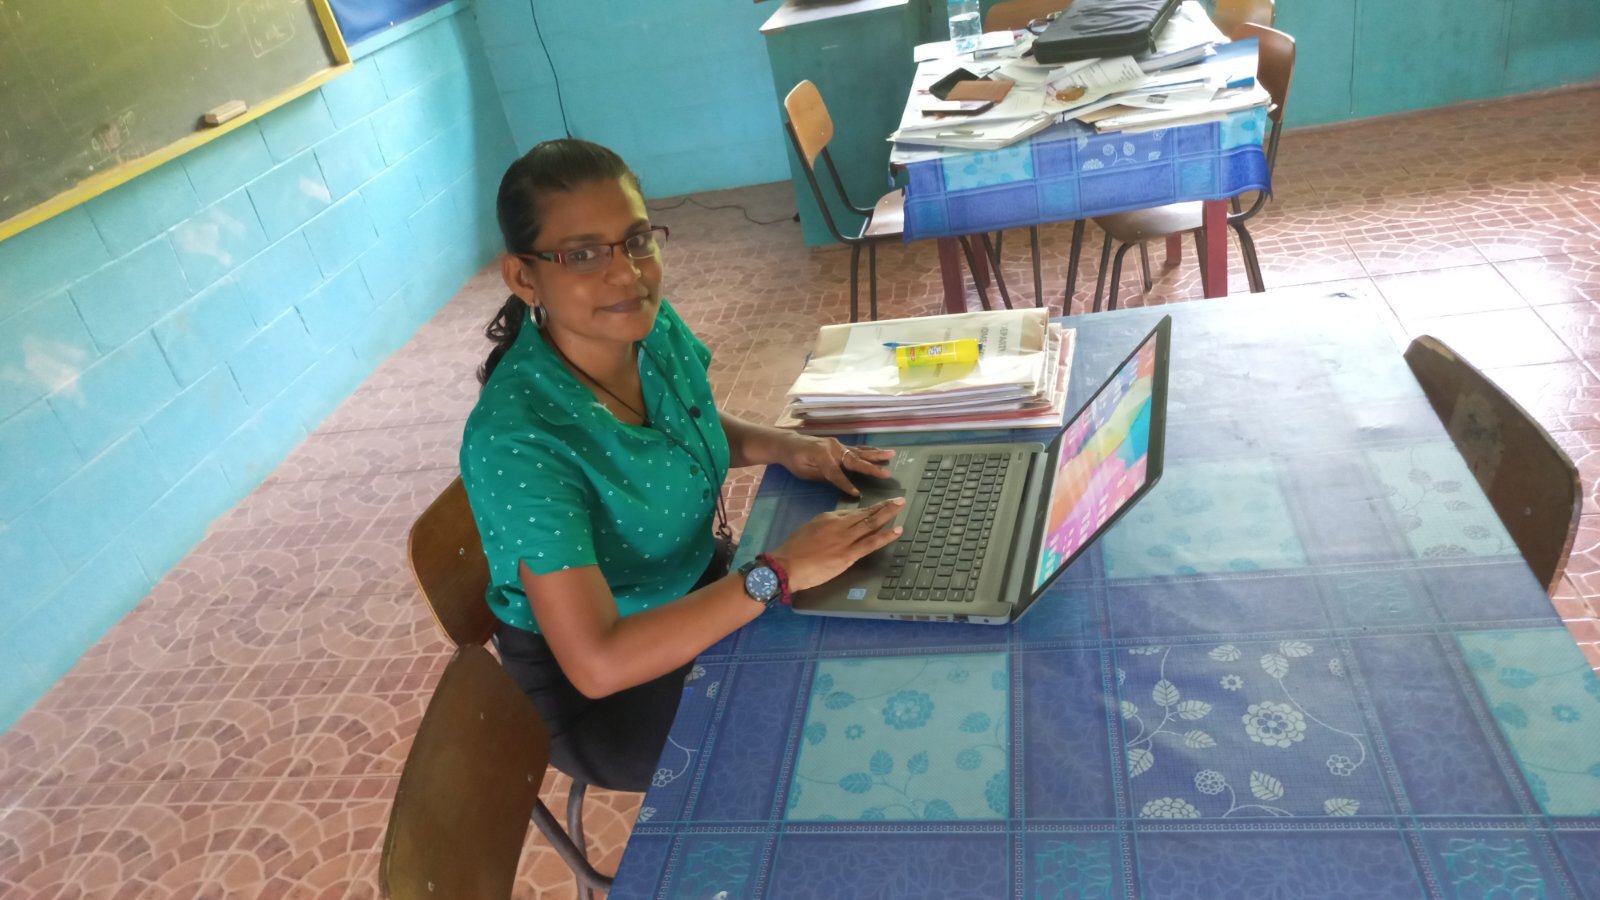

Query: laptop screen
1032,320,1167,591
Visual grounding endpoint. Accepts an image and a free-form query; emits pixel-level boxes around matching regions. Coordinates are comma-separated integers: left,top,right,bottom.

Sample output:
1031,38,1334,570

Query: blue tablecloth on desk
613,294,1600,899
901,109,1272,242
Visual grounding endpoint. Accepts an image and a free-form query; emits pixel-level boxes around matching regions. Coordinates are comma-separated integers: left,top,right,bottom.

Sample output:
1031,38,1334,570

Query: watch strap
756,553,792,606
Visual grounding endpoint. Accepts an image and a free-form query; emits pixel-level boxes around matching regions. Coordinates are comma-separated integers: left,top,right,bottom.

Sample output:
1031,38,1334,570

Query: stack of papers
776,309,1077,434
888,1,1267,154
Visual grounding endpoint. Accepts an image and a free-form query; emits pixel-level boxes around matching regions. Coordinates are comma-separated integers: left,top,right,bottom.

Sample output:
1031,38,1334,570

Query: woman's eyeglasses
517,225,670,275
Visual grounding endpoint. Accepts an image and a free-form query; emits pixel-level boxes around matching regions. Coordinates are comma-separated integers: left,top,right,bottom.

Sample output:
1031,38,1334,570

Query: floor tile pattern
3,87,1600,897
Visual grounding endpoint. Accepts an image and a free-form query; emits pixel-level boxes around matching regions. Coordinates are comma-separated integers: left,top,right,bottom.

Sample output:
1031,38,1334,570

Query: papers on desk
914,31,1023,62
887,2,1267,155
776,309,1076,434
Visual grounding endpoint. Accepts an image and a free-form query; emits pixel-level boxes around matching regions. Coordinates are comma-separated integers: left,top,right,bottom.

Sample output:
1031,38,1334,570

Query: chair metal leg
1092,233,1113,313
957,236,993,310
1231,220,1265,293
530,795,613,896
1029,226,1042,308
1108,241,1137,312
567,781,593,900
868,242,880,321
1137,242,1152,291
1063,219,1086,314
979,233,1014,309
848,244,861,323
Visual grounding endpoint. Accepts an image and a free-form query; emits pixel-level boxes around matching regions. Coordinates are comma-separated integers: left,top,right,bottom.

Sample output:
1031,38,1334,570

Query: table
896,69,1271,311
612,291,1600,898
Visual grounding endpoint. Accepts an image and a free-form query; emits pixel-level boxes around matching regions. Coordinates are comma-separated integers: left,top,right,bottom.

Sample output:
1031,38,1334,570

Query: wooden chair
1209,0,1275,37
405,476,611,899
1065,22,1295,310
783,80,1041,320
382,644,575,898
1404,336,1582,596
983,0,1070,31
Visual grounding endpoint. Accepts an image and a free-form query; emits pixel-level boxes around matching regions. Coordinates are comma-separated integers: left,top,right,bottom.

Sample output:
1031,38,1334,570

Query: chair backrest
380,644,549,899
1404,336,1582,596
984,0,1068,31
408,475,498,647
1211,0,1274,37
1231,22,1294,128
783,80,833,171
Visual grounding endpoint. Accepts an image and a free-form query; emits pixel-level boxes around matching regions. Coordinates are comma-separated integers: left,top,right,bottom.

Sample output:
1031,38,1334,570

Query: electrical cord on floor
528,0,572,137
648,194,798,226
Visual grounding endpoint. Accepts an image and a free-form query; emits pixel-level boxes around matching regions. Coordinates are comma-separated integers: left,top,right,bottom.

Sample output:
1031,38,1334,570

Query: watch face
745,565,780,602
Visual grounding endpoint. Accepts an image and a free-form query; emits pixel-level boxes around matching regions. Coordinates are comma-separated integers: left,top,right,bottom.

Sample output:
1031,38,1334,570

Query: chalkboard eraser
203,101,248,127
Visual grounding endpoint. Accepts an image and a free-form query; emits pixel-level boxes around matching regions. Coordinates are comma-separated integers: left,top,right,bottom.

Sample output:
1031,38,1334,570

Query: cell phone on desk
922,100,995,116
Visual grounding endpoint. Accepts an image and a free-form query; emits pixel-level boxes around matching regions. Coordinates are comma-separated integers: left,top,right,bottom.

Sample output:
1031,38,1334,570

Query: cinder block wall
0,7,517,728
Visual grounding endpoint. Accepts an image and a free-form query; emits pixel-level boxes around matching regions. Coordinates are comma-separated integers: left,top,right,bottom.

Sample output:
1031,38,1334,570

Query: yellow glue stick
893,338,980,369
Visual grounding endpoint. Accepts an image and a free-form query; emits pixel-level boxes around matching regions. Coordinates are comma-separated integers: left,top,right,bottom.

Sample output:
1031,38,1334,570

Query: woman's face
503,176,664,347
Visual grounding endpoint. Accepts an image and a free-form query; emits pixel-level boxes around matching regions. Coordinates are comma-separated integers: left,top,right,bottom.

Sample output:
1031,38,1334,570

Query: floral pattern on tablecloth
1100,459,1307,580
787,652,1008,821
1456,629,1600,816
1366,443,1514,562
1116,640,1388,820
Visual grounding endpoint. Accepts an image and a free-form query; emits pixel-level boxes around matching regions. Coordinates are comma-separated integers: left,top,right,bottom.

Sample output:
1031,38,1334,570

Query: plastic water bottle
947,0,981,54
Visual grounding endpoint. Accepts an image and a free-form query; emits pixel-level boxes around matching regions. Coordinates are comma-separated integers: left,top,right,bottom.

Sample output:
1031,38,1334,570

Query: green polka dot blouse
458,299,730,633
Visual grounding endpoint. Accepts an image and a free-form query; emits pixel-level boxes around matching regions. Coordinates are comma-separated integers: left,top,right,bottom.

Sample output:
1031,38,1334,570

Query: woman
460,139,904,792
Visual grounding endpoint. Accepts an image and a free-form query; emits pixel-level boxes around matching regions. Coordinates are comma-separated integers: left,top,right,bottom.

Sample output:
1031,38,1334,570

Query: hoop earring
531,303,548,329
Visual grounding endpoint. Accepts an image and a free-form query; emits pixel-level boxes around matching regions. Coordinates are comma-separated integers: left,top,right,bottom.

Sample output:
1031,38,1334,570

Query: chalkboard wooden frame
0,0,354,242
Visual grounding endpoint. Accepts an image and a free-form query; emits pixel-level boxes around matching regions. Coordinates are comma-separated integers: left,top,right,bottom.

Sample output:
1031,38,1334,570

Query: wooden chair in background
1064,22,1296,310
783,80,1042,320
984,0,1071,32
404,476,612,899
1209,0,1275,37
1404,336,1582,596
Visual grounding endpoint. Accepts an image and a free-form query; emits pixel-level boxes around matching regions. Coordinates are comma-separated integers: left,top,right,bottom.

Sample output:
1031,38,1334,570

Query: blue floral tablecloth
900,110,1271,242
612,292,1600,899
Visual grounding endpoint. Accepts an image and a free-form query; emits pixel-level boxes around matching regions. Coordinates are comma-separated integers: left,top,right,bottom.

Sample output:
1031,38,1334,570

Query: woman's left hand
781,435,895,497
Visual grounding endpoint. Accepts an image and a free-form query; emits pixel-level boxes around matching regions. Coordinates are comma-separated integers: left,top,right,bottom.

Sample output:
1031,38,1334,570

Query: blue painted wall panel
152,278,258,387
0,7,517,730
47,334,182,459
68,237,193,352
169,189,271,291
0,402,83,522
84,162,200,256
0,295,99,422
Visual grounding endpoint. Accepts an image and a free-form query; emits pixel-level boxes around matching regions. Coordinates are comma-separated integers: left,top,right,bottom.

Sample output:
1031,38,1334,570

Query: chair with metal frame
381,643,584,899
784,80,1040,320
405,476,611,900
1403,336,1582,597
1063,22,1295,311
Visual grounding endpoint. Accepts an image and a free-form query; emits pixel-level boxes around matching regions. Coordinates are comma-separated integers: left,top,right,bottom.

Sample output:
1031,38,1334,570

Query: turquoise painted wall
0,7,518,729
472,0,791,197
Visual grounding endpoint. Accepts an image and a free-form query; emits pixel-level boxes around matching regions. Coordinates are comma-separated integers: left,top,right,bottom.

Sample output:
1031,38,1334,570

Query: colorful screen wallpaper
1033,335,1158,589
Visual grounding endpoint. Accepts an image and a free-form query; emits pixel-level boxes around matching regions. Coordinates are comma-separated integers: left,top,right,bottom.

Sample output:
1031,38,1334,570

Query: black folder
1033,0,1182,64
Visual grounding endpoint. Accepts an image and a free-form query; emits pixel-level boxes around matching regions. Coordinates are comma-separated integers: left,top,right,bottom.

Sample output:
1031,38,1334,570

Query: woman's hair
477,139,642,385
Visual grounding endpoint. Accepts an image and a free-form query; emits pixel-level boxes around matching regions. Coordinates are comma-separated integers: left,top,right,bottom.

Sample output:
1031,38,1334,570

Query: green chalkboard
0,0,347,237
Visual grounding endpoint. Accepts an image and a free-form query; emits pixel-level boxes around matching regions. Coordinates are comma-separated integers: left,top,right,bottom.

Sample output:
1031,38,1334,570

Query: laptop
792,316,1171,624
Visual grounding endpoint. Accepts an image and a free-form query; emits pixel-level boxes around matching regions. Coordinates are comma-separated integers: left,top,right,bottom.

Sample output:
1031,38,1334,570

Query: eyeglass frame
513,225,670,273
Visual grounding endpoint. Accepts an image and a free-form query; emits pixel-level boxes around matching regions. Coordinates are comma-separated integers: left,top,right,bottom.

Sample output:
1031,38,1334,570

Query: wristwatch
739,554,791,608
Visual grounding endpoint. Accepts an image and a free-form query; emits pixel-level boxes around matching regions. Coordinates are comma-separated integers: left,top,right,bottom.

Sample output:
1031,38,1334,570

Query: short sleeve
661,299,712,369
460,428,597,583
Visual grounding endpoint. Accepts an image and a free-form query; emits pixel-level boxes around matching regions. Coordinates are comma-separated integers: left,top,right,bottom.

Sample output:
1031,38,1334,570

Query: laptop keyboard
879,452,1012,602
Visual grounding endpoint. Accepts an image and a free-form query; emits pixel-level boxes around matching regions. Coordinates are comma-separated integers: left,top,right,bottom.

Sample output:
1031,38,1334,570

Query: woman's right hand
768,497,906,592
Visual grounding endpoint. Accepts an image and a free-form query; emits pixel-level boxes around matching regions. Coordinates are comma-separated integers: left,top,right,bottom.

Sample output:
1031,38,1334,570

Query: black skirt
494,539,734,792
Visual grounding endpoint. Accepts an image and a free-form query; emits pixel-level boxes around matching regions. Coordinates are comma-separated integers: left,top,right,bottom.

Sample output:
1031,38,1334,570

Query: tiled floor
4,86,1600,897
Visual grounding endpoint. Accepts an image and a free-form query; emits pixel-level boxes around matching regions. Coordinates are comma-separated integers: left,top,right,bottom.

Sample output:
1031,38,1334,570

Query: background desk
613,290,1600,898
901,110,1271,311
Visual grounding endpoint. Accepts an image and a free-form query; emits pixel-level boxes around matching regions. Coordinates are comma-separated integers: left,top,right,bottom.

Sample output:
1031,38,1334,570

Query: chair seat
861,190,906,239
1094,201,1203,244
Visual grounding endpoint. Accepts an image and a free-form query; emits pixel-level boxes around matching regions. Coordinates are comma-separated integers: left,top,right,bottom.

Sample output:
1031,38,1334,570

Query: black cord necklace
546,335,651,427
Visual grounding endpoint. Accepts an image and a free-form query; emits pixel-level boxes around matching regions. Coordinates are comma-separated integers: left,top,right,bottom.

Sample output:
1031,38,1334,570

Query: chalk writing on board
160,0,233,30
240,0,297,58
